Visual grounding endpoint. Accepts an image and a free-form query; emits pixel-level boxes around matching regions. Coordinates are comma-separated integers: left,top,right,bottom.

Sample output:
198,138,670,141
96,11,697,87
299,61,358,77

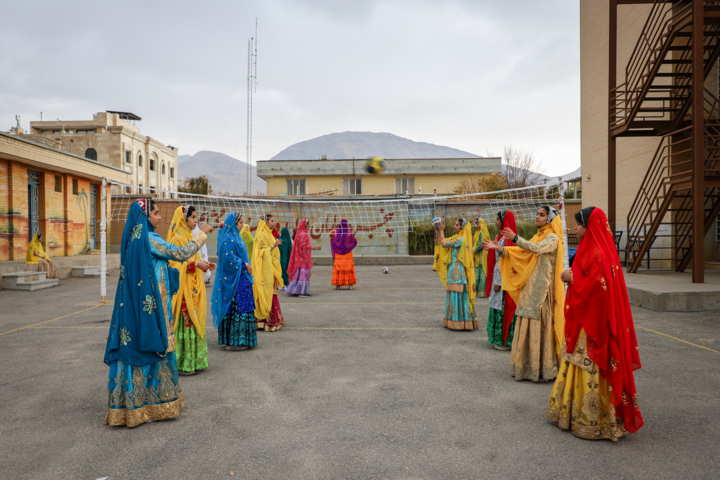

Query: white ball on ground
382,267,389,274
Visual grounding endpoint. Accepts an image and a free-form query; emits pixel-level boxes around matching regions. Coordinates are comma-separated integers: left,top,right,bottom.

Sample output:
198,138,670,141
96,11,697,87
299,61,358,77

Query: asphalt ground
1,265,719,480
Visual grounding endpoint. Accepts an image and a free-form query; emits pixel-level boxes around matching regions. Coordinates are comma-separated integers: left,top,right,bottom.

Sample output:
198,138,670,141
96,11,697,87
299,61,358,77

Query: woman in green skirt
483,211,517,350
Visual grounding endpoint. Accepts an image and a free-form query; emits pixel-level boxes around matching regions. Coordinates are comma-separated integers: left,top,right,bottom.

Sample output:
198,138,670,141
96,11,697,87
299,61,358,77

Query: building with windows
256,157,502,196
17,111,178,196
0,130,131,261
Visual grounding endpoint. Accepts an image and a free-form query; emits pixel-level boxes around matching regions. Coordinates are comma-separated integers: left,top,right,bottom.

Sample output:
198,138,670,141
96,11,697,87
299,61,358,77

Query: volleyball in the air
382,267,389,274
366,157,386,175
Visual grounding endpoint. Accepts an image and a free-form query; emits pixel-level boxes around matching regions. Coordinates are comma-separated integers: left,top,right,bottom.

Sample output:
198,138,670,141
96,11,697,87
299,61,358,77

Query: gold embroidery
131,224,142,240
600,277,607,291
119,327,131,346
143,295,157,314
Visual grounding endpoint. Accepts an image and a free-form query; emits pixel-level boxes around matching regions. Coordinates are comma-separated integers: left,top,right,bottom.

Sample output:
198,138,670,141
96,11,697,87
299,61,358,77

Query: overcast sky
1,0,579,176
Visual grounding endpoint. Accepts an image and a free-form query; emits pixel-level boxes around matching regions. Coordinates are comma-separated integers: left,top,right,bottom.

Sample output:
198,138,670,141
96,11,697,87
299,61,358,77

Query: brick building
0,131,130,261
17,111,178,195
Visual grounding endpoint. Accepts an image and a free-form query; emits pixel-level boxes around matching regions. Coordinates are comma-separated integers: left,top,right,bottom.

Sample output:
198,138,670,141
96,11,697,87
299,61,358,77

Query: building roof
106,111,142,121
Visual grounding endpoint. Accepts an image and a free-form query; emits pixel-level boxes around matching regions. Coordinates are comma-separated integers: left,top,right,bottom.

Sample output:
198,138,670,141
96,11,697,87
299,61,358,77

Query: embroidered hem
443,318,479,331
104,393,184,428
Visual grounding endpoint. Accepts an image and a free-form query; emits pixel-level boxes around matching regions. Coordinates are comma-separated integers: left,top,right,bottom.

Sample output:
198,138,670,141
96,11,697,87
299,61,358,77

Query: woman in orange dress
331,219,357,290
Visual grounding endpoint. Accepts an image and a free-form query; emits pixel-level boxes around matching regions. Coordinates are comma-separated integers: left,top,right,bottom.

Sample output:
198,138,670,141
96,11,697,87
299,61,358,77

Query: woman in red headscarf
546,207,643,441
484,211,518,350
286,219,320,297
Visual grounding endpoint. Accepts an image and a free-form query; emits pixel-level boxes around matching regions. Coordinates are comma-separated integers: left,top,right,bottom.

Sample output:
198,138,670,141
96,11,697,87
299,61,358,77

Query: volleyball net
99,179,569,301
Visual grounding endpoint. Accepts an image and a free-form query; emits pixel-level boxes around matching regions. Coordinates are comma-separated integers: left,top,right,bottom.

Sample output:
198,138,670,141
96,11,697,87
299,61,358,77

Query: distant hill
271,132,481,160
177,151,266,196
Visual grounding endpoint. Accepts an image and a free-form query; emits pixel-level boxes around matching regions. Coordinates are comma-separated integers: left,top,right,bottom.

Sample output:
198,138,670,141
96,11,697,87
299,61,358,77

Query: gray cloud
0,0,579,175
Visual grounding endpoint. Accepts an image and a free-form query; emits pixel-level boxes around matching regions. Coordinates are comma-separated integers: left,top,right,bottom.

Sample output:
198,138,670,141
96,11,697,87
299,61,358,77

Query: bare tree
501,146,545,189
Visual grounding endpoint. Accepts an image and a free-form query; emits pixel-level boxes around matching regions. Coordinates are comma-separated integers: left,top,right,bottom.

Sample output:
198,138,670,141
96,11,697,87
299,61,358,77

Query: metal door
90,184,97,249
28,171,40,241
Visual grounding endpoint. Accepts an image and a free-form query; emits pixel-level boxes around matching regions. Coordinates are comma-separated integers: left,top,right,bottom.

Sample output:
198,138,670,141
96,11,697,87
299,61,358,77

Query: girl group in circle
103,200,356,427
434,206,644,441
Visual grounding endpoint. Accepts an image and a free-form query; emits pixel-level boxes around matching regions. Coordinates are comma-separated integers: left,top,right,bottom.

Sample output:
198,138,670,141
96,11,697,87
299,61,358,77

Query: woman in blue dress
435,218,478,331
104,198,212,427
212,212,257,351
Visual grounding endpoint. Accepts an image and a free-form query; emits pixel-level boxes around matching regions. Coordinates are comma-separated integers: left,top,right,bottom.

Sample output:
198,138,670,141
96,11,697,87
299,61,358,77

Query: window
125,186,131,194
54,175,62,193
41,130,49,134
343,178,362,195
65,130,73,134
162,163,166,175
76,129,96,134
125,151,131,164
150,158,155,171
170,167,175,179
53,130,61,134
85,148,97,161
138,154,143,167
286,179,306,196
395,178,415,194
72,178,79,195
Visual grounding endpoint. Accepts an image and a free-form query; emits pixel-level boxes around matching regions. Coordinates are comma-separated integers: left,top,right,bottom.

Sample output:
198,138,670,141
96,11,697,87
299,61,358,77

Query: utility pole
246,18,257,197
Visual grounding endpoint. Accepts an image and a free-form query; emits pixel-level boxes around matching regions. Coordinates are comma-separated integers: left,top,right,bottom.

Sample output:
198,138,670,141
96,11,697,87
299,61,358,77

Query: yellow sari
166,207,207,338
499,215,565,355
25,233,48,264
240,224,254,254
435,221,476,315
252,219,284,321
473,219,490,276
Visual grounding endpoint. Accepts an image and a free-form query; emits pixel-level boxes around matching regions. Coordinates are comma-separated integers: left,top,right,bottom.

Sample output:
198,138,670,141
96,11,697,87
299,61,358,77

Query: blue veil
211,212,253,328
104,199,169,367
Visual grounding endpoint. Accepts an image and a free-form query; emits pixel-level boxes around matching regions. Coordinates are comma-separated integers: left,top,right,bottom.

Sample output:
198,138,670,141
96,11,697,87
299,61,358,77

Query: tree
501,146,545,189
452,173,508,197
178,175,212,195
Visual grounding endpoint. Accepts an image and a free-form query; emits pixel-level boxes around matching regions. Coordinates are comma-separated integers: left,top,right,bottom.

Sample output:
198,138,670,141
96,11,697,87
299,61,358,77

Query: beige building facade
16,111,178,196
257,157,502,197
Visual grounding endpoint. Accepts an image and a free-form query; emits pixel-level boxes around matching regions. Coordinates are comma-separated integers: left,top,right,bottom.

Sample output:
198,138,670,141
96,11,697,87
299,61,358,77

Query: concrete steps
3,272,59,291
71,266,106,277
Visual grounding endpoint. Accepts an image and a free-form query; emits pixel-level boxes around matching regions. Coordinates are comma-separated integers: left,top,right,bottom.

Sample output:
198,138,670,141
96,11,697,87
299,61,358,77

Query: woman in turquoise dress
104,198,211,428
435,218,478,331
212,212,257,351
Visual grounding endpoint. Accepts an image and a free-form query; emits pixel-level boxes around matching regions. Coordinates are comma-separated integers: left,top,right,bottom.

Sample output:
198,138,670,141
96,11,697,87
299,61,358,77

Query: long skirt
104,351,183,428
443,285,478,331
286,268,311,295
219,296,257,347
332,252,356,286
257,293,285,332
38,258,57,279
487,307,516,347
174,299,208,374
546,330,629,441
510,294,557,382
474,266,486,298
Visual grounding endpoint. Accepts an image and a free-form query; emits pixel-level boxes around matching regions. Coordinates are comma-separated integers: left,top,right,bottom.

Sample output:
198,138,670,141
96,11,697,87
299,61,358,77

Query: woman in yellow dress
252,214,285,331
546,207,644,440
25,233,57,279
166,206,216,375
472,217,490,298
483,206,565,382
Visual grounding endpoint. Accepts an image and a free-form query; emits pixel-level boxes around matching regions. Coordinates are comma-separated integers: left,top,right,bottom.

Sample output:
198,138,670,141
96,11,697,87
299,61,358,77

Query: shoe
348,286,354,290
299,294,311,298
178,370,197,376
225,346,243,351
493,344,511,351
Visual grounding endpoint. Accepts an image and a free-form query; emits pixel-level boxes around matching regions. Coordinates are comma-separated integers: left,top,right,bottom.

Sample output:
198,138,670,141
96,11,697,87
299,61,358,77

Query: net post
558,181,570,272
100,177,107,303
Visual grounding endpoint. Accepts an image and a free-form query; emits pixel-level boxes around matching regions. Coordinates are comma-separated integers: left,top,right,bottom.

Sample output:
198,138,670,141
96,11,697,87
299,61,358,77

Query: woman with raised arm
472,217,490,298
25,233,57,279
287,219,321,297
483,206,565,382
435,218,477,331
252,214,285,331
212,212,257,350
331,219,357,290
546,207,644,440
167,205,216,375
484,211,518,350
104,199,212,427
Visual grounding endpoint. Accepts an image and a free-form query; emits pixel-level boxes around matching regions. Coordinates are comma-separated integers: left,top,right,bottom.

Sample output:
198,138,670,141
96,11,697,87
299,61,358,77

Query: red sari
485,210,517,345
546,208,643,440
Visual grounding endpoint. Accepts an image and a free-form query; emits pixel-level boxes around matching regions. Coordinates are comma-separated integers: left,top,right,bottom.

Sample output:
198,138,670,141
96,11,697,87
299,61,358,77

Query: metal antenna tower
245,19,257,196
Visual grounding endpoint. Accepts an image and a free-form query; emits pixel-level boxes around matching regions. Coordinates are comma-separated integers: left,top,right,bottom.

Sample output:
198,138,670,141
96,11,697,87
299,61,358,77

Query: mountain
271,132,481,160
177,151,266,196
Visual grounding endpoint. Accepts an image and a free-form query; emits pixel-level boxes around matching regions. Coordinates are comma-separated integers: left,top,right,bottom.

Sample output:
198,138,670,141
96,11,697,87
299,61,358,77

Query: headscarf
576,206,596,228
272,227,280,239
473,217,490,276
434,218,476,316
499,207,566,355
288,219,314,280
252,218,284,320
565,207,643,433
240,224,254,254
104,199,169,367
25,233,48,264
211,212,253,328
166,205,207,338
278,227,293,285
331,219,357,256
485,210,517,344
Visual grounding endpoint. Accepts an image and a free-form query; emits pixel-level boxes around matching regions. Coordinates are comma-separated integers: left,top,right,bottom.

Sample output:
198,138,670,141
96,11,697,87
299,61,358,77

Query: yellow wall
267,174,488,196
